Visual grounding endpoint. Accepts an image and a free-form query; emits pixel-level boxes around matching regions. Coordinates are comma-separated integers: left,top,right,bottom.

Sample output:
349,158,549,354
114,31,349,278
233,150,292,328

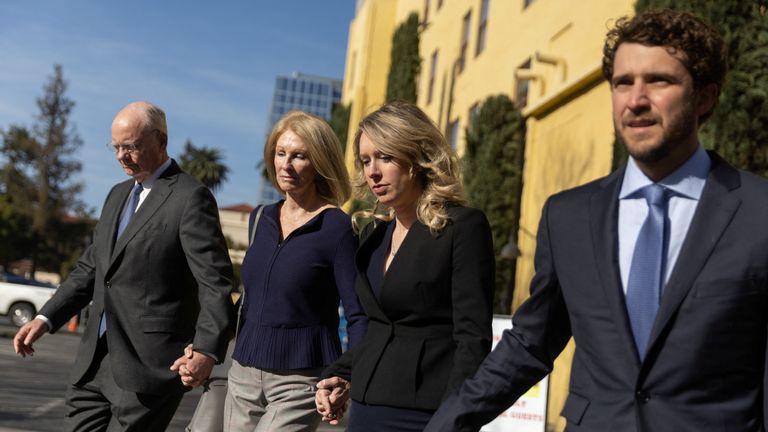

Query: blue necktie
626,184,668,360
99,183,142,337
116,183,143,239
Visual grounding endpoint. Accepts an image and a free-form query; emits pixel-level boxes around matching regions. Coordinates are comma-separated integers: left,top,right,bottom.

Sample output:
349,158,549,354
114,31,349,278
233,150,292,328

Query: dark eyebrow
610,73,631,85
646,72,680,82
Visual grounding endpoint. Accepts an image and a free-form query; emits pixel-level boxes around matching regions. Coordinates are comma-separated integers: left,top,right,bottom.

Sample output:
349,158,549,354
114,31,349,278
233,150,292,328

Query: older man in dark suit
14,101,234,431
426,9,768,432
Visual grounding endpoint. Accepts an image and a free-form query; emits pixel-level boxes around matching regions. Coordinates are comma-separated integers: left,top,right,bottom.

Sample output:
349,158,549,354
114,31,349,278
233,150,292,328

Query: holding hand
170,344,215,388
316,376,351,425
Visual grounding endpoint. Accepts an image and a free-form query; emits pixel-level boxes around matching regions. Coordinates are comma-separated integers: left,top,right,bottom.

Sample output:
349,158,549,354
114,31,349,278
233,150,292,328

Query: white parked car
0,273,57,327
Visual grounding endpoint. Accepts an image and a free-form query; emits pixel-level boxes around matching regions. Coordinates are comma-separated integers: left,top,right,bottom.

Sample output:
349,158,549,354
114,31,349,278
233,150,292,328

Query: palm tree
179,140,230,192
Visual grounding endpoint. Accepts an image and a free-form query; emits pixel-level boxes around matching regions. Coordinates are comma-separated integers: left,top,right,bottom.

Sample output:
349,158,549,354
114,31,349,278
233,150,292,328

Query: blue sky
0,1,354,213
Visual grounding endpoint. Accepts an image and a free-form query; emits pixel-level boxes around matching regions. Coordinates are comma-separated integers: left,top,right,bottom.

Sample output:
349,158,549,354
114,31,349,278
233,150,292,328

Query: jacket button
636,391,650,403
106,281,111,288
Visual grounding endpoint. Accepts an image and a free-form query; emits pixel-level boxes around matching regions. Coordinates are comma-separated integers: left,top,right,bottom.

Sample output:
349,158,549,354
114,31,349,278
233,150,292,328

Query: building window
458,12,472,74
523,0,535,9
437,0,443,9
423,0,430,24
515,58,532,108
476,0,489,56
447,119,460,150
428,50,439,104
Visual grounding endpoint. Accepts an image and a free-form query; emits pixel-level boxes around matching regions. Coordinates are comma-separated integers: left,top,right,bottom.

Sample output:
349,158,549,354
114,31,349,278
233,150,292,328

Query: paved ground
0,318,346,431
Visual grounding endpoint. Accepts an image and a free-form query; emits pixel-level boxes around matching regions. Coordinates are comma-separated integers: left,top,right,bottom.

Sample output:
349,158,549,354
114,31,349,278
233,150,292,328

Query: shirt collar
619,145,710,200
136,157,172,190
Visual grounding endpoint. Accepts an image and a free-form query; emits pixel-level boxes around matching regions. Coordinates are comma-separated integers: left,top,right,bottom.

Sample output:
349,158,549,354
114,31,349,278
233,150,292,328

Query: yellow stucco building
340,1,634,430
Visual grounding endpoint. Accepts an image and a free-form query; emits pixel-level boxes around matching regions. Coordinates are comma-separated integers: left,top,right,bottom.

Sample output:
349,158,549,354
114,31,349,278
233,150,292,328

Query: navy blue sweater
232,202,367,369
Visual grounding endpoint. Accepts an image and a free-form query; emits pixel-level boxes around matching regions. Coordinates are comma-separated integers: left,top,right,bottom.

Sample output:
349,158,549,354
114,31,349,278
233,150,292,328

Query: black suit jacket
40,160,234,395
427,153,768,431
322,206,495,410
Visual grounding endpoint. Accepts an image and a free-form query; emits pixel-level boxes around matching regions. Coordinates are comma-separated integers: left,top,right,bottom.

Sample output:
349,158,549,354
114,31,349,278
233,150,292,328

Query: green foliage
347,192,376,231
634,1,768,176
0,65,88,275
329,103,351,152
386,13,421,103
48,216,95,279
0,194,31,269
463,95,525,314
179,140,230,192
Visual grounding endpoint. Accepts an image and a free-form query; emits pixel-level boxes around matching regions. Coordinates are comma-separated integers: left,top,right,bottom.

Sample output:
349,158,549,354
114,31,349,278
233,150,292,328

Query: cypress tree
329,103,351,152
0,65,94,276
464,95,524,314
386,13,421,103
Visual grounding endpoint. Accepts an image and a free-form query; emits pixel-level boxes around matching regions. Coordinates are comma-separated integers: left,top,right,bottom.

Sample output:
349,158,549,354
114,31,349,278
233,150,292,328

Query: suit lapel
590,165,641,366
355,219,391,321
108,162,179,269
104,180,134,259
645,155,741,358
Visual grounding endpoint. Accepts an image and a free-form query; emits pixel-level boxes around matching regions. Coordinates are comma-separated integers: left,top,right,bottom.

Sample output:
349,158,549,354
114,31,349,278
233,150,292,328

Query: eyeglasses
108,129,164,154
107,142,141,154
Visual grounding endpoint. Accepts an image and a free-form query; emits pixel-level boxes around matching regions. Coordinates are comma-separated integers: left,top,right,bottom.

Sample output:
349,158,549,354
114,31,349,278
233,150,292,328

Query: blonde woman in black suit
315,101,495,431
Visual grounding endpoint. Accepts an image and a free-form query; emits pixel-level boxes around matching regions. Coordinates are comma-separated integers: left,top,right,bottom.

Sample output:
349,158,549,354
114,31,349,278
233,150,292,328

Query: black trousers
347,400,434,432
64,336,184,432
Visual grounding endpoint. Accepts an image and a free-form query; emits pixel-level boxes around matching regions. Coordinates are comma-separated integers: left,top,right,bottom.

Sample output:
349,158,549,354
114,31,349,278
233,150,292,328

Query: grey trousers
224,360,322,432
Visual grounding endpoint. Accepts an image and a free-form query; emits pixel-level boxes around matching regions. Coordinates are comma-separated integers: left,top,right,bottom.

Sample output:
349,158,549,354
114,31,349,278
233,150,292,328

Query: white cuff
34,314,52,331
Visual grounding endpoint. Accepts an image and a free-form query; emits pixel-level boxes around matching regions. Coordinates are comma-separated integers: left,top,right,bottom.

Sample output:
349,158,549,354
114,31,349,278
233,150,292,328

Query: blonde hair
264,111,351,206
352,101,465,234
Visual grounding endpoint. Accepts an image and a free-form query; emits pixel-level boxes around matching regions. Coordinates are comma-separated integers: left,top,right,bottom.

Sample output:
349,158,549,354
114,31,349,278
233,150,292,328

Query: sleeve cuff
35,315,52,332
194,349,219,363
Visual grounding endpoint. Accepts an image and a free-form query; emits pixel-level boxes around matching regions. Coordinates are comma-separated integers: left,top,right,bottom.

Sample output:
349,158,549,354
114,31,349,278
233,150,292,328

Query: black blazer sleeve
446,207,495,393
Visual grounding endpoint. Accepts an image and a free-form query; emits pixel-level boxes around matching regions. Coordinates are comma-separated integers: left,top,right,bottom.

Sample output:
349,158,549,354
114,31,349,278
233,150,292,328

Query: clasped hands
315,376,350,425
170,344,214,388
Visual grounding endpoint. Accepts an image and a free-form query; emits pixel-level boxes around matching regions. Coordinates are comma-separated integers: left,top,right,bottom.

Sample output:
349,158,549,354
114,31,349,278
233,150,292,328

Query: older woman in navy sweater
224,111,367,431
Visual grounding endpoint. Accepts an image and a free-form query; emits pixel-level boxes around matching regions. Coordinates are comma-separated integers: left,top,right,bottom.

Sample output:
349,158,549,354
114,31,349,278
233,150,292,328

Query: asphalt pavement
0,319,345,431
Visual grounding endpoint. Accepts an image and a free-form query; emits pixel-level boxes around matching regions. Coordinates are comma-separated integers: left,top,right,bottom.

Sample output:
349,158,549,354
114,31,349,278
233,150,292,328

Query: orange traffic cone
67,315,78,332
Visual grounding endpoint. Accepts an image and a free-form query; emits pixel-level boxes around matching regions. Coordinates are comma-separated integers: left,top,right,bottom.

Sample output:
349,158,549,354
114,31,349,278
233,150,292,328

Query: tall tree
0,65,85,275
463,95,525,314
386,13,421,103
179,140,230,192
0,126,37,269
631,1,768,176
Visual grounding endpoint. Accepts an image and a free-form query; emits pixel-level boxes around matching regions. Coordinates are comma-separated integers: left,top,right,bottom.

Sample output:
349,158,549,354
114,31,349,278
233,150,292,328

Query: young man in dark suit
14,101,234,431
426,9,768,432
